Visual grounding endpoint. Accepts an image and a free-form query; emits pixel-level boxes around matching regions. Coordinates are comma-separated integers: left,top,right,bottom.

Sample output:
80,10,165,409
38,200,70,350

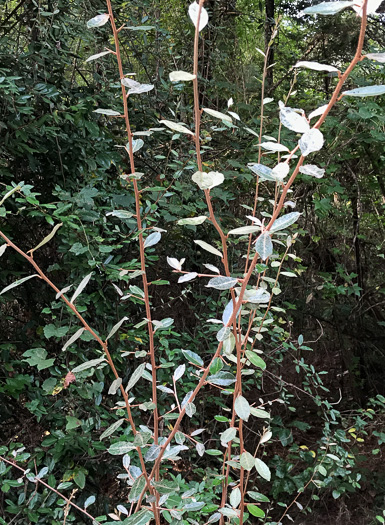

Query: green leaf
100,418,125,440
207,371,236,386
255,458,271,481
0,274,38,295
177,216,208,226
133,432,152,447
221,427,237,444
74,470,85,489
230,487,241,508
29,223,62,254
66,416,82,430
255,232,273,261
245,351,266,370
106,317,129,340
247,505,265,518
22,348,55,370
87,13,109,28
108,377,122,395
182,349,204,367
194,240,223,258
123,510,154,525
129,476,146,502
152,480,180,494
342,85,385,98
62,328,85,352
240,451,255,471
108,441,135,455
303,1,354,15
235,396,250,421
125,363,146,391
249,407,270,419
248,491,270,502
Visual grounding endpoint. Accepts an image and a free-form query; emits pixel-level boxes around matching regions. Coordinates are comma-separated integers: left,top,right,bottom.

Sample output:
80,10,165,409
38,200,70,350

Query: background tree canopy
1,0,385,524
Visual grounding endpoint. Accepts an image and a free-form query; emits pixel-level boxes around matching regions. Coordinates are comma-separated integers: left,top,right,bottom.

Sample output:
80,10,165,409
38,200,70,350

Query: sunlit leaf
93,108,121,116
177,216,208,225
279,105,310,134
173,364,185,381
246,350,266,370
206,276,238,290
308,104,328,120
188,1,209,31
299,164,325,178
125,139,144,153
294,61,338,72
259,142,289,152
365,53,385,63
169,71,196,81
87,13,109,28
303,1,354,15
167,257,185,271
228,225,260,235
0,244,7,257
121,78,154,94
298,128,324,156
178,272,198,283
342,85,385,97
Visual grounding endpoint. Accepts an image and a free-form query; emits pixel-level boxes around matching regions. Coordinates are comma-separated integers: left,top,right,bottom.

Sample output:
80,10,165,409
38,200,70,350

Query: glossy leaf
245,350,266,370
279,106,310,134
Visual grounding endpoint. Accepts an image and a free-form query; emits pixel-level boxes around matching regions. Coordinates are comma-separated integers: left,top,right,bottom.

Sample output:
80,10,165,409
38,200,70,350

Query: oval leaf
240,451,255,471
303,1,354,15
192,171,224,190
188,1,209,31
255,232,273,261
235,395,250,421
203,107,232,122
87,13,109,28
159,119,194,135
270,212,300,233
294,61,338,72
100,418,125,440
194,240,223,258
206,276,238,290
169,71,196,81
342,85,385,98
144,232,161,249
298,128,324,156
255,458,271,481
299,164,325,178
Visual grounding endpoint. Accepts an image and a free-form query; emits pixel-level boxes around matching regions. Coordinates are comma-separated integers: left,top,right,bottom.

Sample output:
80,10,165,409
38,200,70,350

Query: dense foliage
1,1,385,524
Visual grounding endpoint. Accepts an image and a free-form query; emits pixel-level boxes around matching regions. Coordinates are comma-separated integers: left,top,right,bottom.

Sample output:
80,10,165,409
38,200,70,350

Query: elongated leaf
246,350,266,370
206,276,238,290
108,377,122,395
124,510,154,525
173,364,185,382
93,108,121,116
126,363,146,391
308,104,328,120
365,53,385,63
169,71,196,81
145,445,161,462
182,349,204,367
106,317,129,340
125,25,156,31
221,427,237,444
86,50,112,62
62,328,85,352
159,119,194,135
177,216,208,226
207,371,236,386
248,163,276,182
87,13,109,28
228,226,260,235
194,240,223,258
133,432,152,447
255,458,271,481
342,85,385,98
294,61,338,72
192,171,224,190
235,395,250,421
167,257,185,271
100,418,125,440
250,407,271,419
0,244,7,257
55,285,72,299
29,223,62,254
260,430,272,444
0,274,38,295
106,210,134,219
188,1,209,31
157,385,174,394
303,1,354,15
248,505,265,518
240,451,255,471
242,288,270,304
84,495,95,509
270,212,300,233
216,326,231,342
72,357,106,373
108,441,135,455
196,442,205,456
144,231,161,249
298,128,324,156
71,272,93,303
129,476,146,502
203,108,232,122
260,142,289,152
204,263,220,273
255,232,273,261
222,299,238,325
300,164,325,178
178,272,198,283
